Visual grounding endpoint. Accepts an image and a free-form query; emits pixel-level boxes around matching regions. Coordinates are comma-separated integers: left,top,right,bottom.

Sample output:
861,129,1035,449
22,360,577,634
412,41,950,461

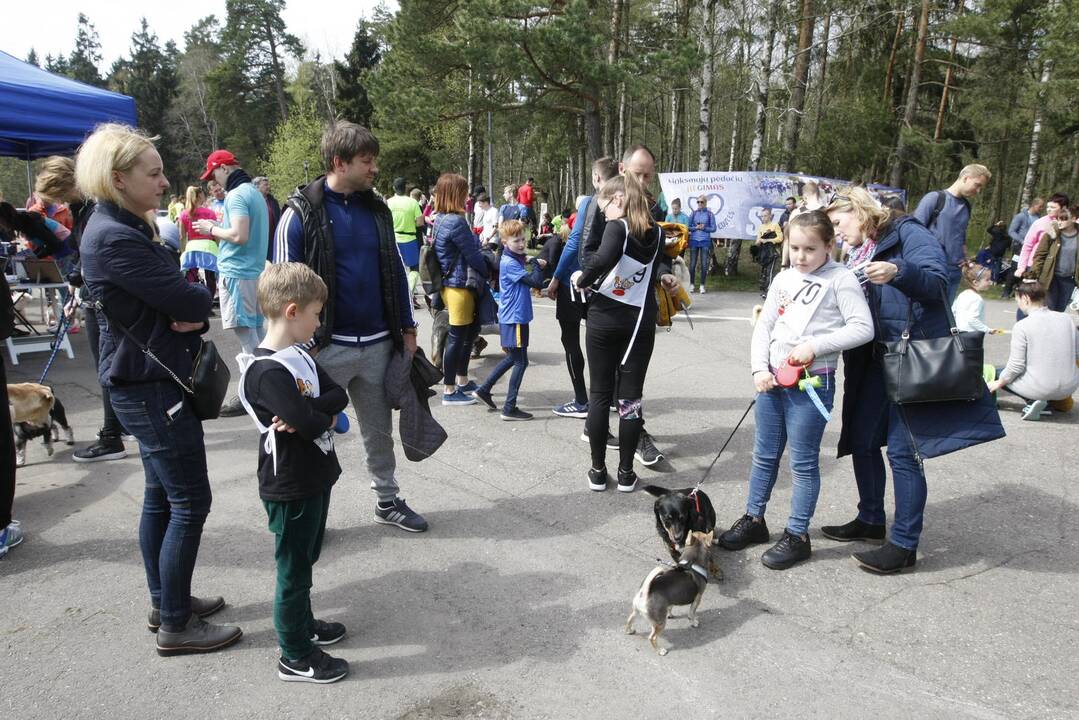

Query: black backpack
924,191,970,230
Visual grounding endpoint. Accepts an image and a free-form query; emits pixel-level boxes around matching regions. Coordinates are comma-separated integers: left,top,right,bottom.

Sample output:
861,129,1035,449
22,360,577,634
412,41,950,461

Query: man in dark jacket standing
273,121,426,533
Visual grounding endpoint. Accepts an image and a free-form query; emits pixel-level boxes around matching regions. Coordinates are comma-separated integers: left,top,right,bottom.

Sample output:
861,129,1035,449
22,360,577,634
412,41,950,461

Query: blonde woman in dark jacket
78,124,240,656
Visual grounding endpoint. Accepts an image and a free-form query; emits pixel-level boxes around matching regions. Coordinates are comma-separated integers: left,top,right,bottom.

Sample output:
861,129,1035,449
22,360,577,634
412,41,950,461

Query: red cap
200,150,238,181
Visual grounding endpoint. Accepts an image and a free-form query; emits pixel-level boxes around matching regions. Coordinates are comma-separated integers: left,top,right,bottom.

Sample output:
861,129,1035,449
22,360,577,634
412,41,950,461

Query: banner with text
658,171,906,241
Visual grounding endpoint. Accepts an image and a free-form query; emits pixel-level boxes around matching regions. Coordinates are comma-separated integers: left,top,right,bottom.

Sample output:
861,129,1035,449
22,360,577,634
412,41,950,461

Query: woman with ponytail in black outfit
573,174,679,493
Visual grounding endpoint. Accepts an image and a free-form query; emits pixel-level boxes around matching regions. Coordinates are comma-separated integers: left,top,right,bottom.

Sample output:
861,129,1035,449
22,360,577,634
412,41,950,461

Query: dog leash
689,397,756,501
37,299,75,384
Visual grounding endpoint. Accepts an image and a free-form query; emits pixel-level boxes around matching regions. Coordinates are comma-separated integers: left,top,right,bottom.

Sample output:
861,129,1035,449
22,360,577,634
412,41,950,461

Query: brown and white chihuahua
624,530,715,656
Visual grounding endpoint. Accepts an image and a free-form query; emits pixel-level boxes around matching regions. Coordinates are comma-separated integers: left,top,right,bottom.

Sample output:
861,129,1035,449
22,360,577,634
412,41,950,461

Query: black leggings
556,284,588,405
585,307,656,472
443,319,480,386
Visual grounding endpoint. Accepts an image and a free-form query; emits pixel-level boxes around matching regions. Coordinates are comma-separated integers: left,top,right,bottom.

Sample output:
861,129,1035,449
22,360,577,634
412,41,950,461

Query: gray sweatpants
316,340,399,503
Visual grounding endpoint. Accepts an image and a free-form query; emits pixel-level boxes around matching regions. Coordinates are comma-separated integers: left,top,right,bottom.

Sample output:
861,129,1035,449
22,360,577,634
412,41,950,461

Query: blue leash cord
37,310,71,384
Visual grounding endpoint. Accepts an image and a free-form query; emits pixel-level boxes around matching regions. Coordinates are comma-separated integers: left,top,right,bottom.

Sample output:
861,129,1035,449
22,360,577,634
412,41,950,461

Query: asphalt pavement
2,290,1076,719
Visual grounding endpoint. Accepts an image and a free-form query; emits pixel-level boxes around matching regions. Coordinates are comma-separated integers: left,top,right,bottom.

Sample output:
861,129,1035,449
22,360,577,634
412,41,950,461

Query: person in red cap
195,150,270,416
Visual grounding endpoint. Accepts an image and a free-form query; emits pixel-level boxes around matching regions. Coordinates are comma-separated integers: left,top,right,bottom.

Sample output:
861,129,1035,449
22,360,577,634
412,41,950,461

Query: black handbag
882,293,984,404
96,301,230,420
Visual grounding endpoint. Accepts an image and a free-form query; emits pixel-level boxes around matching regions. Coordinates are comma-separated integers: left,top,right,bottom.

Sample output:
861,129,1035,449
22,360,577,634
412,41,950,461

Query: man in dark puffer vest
273,121,427,533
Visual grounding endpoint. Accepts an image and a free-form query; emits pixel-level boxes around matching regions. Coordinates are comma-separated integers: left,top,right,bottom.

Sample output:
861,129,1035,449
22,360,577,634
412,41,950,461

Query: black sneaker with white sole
73,440,127,463
278,647,349,684
634,430,663,466
580,428,619,449
374,497,429,533
472,388,497,410
588,467,609,492
310,619,346,646
616,468,638,493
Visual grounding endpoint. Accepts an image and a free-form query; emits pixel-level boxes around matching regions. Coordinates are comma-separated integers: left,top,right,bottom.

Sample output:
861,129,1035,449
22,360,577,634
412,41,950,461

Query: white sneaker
699,285,707,294
1021,399,1047,421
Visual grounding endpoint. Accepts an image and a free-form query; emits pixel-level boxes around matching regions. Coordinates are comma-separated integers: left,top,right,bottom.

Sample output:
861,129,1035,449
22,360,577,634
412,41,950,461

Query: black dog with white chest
644,485,717,563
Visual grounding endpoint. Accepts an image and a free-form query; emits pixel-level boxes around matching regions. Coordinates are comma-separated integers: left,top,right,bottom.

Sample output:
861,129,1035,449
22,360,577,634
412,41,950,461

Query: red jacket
517,184,534,207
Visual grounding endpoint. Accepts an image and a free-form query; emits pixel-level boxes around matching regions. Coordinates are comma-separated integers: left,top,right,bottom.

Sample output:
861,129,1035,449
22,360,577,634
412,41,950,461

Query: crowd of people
1,119,1077,685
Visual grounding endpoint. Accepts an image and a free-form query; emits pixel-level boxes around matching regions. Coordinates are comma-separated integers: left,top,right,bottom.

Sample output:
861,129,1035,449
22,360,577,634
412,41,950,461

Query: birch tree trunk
466,70,477,191
781,0,815,172
698,0,718,171
749,1,779,171
1021,58,1054,207
890,0,930,189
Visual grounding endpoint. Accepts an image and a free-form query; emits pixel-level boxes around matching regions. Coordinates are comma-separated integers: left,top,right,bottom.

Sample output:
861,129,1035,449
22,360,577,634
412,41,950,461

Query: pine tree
68,13,105,87
25,49,39,67
335,19,381,127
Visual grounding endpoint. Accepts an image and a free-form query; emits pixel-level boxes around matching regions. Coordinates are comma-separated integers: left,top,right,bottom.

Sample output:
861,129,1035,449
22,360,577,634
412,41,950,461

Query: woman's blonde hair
598,173,654,239
184,185,205,213
34,156,78,203
825,187,891,237
75,123,158,206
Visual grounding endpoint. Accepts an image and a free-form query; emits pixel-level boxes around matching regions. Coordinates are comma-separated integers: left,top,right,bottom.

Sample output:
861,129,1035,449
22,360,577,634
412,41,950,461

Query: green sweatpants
263,490,331,660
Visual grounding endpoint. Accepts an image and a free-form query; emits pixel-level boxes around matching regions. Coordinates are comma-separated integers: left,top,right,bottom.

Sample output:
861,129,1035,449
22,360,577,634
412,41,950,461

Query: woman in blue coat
823,189,1004,574
433,172,491,405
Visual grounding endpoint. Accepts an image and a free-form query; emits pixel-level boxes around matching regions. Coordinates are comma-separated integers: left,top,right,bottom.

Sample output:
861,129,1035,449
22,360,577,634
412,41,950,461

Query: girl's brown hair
784,209,834,245
434,173,467,214
34,156,78,203
959,259,990,289
598,173,654,239
1015,280,1046,303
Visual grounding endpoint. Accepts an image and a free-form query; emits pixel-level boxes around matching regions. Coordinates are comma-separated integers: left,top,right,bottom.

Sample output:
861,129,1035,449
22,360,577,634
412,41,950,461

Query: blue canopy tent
0,50,137,192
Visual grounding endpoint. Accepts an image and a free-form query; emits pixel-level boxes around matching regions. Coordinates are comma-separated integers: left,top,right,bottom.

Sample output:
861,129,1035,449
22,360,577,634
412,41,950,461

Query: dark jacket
385,347,447,462
81,202,212,387
838,216,1004,460
434,213,489,289
285,176,411,350
243,348,348,501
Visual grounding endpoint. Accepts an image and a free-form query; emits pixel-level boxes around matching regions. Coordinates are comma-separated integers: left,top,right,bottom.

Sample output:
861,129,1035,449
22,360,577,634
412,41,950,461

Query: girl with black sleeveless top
573,173,678,493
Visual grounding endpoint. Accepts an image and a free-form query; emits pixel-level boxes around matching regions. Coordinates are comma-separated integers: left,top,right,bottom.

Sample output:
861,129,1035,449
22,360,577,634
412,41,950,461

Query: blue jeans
110,381,212,629
479,348,529,412
689,245,709,287
846,363,928,551
746,381,835,536
1047,275,1077,313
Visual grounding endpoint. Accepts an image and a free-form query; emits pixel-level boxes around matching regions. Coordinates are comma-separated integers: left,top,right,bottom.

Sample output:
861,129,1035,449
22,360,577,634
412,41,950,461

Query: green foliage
68,13,105,87
208,0,305,171
334,20,381,127
262,104,326,196
109,20,180,179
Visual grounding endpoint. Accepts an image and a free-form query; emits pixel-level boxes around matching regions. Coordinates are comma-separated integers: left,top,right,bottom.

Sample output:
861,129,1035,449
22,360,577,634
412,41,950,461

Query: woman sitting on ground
987,280,1079,420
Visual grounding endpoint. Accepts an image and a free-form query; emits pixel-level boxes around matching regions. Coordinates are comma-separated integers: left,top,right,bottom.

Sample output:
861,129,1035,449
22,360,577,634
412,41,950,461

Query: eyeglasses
697,200,706,204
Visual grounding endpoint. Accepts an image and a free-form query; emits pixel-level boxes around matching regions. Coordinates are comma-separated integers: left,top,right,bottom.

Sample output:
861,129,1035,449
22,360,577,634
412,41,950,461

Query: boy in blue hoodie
472,220,546,420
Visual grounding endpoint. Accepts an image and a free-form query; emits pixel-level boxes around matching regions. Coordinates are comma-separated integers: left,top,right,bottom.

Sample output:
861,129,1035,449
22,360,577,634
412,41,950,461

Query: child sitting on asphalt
237,262,351,684
472,219,546,420
717,210,874,570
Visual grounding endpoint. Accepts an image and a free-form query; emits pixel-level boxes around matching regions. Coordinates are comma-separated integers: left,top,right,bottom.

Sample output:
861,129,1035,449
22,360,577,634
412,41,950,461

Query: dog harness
677,559,710,584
